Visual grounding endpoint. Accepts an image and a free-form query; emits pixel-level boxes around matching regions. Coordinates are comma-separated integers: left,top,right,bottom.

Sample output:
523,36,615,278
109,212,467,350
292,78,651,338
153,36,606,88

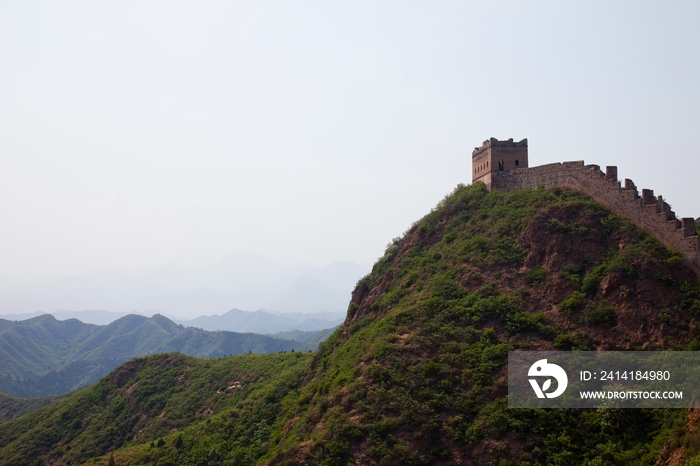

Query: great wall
472,138,700,275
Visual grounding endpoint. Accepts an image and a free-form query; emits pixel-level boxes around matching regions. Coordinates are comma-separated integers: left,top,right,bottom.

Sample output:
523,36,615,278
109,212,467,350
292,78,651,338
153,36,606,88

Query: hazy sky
1,1,699,278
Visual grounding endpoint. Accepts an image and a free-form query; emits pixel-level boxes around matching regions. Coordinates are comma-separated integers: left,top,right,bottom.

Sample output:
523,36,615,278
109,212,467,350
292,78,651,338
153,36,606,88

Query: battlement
488,161,700,275
472,137,528,158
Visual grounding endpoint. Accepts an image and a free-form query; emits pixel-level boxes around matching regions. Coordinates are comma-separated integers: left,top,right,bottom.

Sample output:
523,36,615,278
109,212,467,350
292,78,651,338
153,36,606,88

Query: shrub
524,267,546,286
553,334,575,350
546,218,589,235
491,238,524,265
582,265,608,294
601,214,619,234
347,303,359,319
667,255,684,267
560,291,586,314
586,304,617,327
560,264,584,289
505,311,547,334
422,361,441,377
552,332,593,351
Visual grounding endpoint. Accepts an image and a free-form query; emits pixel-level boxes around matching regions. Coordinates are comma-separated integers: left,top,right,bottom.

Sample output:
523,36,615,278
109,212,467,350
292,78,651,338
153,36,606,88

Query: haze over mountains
0,254,367,320
181,309,343,334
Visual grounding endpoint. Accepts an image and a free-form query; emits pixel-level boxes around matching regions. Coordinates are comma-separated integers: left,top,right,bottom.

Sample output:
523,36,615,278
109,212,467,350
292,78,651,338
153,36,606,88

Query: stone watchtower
472,137,528,191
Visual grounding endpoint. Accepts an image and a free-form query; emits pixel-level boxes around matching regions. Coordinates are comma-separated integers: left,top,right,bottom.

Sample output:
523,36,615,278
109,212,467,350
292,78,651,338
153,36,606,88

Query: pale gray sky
1,1,699,278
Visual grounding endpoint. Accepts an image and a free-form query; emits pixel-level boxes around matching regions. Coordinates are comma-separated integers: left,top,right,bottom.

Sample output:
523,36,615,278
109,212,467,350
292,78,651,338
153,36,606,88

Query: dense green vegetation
0,314,321,397
1,183,699,465
0,352,312,465
0,392,65,424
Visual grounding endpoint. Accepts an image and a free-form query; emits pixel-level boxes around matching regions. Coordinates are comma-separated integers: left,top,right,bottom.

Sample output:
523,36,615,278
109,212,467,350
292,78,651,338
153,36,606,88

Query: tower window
515,159,519,166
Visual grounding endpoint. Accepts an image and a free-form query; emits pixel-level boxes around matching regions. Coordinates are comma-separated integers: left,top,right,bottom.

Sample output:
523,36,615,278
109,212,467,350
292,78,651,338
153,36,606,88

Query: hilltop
1,183,699,465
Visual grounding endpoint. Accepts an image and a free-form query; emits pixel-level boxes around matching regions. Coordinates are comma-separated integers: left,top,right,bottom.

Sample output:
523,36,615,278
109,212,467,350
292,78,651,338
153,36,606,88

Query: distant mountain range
0,313,332,398
0,308,345,333
179,308,344,333
0,254,368,318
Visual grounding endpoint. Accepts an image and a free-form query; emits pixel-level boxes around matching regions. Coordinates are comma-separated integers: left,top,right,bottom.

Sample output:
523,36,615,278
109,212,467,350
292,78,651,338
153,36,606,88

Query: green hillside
1,183,700,465
0,352,311,465
0,314,318,398
272,326,339,346
0,392,65,424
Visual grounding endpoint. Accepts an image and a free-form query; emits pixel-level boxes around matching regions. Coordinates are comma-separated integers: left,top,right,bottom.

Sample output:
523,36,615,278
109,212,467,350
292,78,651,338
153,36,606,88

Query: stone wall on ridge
489,161,700,275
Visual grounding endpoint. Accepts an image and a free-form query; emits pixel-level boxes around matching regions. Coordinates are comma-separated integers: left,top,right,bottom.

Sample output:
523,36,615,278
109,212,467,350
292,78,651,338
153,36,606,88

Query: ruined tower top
472,137,528,191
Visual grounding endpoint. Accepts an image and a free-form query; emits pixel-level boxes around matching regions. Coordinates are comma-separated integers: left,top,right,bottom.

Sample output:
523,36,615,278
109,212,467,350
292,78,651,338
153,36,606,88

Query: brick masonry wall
490,161,700,275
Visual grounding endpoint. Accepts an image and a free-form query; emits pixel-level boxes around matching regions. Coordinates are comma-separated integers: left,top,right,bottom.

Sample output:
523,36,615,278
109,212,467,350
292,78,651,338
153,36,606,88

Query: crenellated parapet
489,161,700,275
472,137,529,158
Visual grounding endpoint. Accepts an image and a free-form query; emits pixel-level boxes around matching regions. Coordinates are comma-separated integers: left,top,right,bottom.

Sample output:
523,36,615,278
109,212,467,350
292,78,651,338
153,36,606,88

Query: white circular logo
528,359,568,398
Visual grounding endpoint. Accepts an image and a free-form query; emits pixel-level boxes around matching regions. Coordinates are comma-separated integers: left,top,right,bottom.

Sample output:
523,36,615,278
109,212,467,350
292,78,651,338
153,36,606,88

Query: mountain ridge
0,313,327,398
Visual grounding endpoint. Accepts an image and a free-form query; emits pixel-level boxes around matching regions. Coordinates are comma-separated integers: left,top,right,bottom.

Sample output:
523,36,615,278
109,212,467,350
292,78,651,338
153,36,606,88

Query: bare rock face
520,205,606,267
